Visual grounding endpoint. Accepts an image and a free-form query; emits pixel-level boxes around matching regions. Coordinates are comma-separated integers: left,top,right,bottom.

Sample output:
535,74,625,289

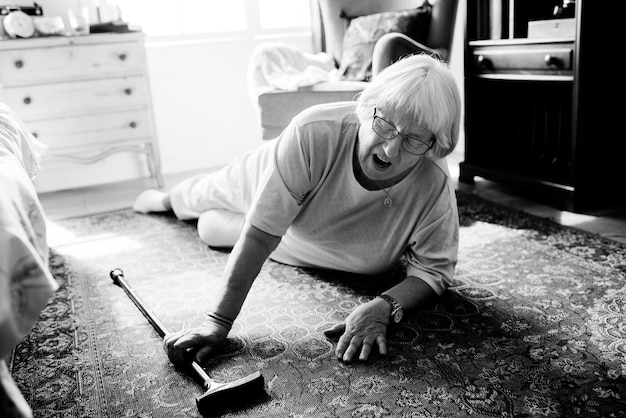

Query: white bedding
0,103,57,417
247,42,338,101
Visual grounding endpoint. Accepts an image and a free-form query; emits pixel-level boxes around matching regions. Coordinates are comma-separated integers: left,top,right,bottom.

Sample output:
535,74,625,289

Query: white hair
355,54,461,159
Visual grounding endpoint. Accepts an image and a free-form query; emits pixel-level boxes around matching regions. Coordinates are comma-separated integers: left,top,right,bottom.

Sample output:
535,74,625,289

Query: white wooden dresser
0,32,163,190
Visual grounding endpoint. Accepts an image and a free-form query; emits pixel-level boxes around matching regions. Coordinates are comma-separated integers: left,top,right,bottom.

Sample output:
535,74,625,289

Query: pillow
337,3,432,81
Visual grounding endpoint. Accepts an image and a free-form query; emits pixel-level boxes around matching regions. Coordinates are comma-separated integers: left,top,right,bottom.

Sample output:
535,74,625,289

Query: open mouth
373,154,392,169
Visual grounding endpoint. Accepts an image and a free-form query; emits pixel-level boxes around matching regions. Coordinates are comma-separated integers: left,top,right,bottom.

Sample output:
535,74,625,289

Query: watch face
392,308,404,323
3,10,36,38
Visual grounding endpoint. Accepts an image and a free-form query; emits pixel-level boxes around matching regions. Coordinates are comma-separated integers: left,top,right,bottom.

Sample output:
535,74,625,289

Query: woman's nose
382,135,403,157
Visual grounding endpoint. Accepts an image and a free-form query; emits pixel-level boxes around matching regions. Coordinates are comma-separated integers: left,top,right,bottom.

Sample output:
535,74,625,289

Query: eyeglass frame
372,108,435,155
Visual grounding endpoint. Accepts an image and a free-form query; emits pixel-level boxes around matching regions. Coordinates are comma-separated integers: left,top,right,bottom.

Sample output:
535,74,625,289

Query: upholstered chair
254,0,458,139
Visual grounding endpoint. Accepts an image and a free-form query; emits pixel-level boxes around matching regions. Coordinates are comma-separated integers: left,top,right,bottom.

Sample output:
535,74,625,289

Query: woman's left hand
323,298,391,362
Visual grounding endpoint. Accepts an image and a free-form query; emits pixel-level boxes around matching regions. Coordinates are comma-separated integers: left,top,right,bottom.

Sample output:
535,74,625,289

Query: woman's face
356,109,434,182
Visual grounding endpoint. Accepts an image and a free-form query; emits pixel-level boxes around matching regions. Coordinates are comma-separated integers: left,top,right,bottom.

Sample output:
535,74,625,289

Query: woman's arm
164,222,281,366
211,222,282,320
381,275,438,312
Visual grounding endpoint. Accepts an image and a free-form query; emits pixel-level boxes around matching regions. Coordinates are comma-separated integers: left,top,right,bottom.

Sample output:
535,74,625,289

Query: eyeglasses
372,108,434,155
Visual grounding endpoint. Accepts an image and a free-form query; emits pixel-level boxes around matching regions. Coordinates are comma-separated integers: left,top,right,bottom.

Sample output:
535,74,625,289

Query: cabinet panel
471,43,573,75
465,79,573,185
29,110,153,150
0,43,144,85
3,76,148,120
467,0,561,41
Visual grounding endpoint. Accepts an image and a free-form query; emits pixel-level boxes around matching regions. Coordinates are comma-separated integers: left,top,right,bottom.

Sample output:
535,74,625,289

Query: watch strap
378,294,404,322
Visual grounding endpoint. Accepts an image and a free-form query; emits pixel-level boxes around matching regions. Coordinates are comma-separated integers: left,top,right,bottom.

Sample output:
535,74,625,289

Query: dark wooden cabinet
460,0,624,213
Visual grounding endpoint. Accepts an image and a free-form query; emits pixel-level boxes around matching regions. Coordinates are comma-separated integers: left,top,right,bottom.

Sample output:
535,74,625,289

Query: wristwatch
378,294,404,323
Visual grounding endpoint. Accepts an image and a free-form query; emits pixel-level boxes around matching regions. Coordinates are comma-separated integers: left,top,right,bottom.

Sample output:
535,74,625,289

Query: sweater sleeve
246,104,349,237
404,176,459,296
246,114,314,236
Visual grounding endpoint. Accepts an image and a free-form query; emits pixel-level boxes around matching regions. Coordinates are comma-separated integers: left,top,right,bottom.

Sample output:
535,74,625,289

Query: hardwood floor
38,148,626,245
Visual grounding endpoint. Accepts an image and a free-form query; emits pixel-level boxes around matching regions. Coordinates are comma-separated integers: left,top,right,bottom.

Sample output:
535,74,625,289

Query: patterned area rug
9,192,626,417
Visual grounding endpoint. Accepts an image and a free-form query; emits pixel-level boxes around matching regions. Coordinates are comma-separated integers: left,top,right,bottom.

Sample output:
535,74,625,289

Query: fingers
341,336,367,362
328,318,388,363
343,337,375,362
358,340,374,361
194,344,220,364
376,334,388,356
163,323,229,368
326,323,363,361
336,332,353,362
163,330,198,367
323,323,345,338
335,332,386,363
163,328,221,367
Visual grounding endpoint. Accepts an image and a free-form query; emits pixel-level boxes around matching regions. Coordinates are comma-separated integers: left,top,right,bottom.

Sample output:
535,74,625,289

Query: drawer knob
477,55,491,68
544,54,561,67
15,60,24,69
124,88,132,95
129,121,137,128
23,97,31,105
119,53,127,61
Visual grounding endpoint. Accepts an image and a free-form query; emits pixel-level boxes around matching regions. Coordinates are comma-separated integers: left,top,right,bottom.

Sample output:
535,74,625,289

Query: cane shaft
110,269,213,386
115,273,168,337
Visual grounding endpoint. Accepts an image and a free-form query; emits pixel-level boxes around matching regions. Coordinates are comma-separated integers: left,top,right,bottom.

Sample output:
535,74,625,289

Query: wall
2,0,464,192
144,35,311,175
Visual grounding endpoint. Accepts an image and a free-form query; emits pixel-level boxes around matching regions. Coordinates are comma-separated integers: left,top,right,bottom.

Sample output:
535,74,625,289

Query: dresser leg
145,142,164,188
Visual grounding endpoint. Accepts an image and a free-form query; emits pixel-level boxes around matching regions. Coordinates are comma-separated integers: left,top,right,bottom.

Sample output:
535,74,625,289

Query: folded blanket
247,42,337,102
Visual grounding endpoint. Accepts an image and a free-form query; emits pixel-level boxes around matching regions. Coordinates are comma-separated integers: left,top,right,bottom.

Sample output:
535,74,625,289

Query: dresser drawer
28,110,153,150
3,76,149,120
0,42,144,86
471,42,574,76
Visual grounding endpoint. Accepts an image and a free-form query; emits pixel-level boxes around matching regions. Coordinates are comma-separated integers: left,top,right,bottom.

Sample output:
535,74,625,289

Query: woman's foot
132,189,172,213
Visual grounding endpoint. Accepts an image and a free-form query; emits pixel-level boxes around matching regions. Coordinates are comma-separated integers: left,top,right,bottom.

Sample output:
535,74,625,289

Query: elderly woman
133,53,461,365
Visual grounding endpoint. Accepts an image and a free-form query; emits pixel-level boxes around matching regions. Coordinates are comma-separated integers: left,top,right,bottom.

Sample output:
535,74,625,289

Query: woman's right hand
163,321,229,367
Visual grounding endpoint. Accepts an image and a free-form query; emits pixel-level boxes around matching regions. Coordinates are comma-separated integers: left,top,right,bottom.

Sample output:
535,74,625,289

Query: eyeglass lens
372,109,432,155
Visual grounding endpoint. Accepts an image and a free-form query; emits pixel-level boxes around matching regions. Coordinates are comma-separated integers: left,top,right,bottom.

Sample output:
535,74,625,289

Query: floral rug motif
9,191,626,417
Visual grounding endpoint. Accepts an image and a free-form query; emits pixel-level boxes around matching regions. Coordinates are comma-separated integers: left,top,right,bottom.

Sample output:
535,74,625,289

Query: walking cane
110,268,266,415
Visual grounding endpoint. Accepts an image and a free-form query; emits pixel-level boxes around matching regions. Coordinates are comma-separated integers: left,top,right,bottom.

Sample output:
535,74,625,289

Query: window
258,0,310,30
115,0,310,38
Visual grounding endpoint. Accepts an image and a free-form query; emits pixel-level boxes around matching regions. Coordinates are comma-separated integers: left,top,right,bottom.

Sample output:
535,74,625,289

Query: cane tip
109,268,124,281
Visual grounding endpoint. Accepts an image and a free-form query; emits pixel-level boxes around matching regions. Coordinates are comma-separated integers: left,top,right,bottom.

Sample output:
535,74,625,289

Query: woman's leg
132,169,243,221
197,209,245,248
133,139,275,220
133,190,245,247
